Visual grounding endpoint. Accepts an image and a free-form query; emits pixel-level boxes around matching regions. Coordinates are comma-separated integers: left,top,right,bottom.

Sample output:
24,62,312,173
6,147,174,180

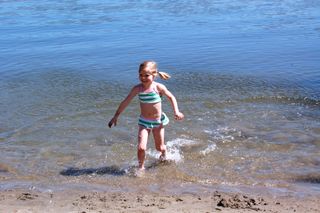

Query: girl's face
139,70,155,84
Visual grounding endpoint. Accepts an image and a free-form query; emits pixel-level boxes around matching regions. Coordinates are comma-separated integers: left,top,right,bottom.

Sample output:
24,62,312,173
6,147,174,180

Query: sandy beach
0,188,319,213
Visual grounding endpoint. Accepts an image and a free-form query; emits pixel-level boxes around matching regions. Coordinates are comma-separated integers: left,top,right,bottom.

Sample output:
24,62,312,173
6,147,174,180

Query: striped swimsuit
138,84,169,129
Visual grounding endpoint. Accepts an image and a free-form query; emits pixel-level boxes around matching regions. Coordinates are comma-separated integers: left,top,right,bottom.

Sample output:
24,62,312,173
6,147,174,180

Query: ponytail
157,71,171,80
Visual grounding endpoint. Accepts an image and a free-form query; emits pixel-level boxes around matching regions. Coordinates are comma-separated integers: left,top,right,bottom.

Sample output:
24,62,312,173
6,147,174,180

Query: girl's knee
138,127,149,151
138,143,147,152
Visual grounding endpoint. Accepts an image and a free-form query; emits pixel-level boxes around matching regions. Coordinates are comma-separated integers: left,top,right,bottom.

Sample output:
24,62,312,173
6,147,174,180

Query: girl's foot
135,167,145,177
159,152,166,161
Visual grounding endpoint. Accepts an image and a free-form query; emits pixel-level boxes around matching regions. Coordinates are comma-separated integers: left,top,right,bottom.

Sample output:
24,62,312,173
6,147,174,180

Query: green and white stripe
138,92,162,103
138,113,169,129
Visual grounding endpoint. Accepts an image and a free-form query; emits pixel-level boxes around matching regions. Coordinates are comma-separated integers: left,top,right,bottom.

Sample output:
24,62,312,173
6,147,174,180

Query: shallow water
0,0,320,196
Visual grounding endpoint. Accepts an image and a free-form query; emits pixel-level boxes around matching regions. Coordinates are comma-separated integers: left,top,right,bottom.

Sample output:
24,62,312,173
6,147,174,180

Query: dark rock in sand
17,193,38,201
216,194,267,210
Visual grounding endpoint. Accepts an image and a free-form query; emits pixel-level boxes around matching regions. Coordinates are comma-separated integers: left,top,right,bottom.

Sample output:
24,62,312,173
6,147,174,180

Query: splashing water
146,138,198,163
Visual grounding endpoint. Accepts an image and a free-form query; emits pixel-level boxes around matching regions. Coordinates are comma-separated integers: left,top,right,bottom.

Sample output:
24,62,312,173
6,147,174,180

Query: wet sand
0,189,319,212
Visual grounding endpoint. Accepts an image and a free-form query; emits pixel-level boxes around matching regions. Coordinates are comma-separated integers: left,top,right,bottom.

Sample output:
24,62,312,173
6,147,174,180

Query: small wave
200,143,217,156
204,127,240,143
242,96,320,107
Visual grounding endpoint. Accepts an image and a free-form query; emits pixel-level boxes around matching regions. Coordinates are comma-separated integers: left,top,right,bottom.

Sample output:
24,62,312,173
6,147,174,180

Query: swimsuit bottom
138,112,169,129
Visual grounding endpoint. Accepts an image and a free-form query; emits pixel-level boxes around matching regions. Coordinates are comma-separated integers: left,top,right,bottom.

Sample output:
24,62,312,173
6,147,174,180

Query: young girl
108,61,184,171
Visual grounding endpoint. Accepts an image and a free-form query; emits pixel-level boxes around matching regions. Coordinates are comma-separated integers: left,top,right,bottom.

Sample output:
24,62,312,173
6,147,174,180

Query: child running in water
108,61,184,171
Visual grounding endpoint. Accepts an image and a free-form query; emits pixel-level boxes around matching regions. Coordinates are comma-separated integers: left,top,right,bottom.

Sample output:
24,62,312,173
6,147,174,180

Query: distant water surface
0,0,319,196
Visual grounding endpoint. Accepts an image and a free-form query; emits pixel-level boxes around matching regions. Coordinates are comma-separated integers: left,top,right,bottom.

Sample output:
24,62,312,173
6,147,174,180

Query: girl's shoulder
154,82,168,93
131,84,142,93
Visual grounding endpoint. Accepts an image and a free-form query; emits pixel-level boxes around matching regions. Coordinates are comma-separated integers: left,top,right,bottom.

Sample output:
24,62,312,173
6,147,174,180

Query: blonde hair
139,61,171,80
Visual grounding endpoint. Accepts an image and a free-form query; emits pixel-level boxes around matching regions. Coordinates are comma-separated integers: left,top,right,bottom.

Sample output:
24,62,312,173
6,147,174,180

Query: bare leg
152,125,166,161
138,126,149,170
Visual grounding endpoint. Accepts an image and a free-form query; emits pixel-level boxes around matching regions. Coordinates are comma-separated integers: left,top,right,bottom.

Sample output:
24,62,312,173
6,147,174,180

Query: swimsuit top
138,84,162,104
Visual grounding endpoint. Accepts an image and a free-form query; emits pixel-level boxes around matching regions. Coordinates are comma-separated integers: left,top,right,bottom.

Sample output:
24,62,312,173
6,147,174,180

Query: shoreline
1,188,319,212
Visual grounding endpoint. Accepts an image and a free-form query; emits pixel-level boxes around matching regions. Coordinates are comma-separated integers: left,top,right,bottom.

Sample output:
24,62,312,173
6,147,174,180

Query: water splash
147,138,197,163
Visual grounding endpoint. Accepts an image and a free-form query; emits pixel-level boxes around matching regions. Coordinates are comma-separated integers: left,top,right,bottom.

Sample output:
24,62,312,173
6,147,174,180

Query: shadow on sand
60,165,126,177
294,174,320,184
60,160,174,177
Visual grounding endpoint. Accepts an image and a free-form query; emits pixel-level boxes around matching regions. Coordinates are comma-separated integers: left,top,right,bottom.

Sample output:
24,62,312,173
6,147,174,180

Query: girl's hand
174,112,184,120
108,117,117,128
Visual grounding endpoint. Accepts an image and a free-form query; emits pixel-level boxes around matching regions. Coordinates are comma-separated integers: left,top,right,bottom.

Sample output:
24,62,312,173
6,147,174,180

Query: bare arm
108,85,139,128
158,84,184,120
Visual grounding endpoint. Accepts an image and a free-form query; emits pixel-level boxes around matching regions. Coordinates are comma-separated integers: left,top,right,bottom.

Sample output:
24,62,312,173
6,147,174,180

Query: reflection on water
0,0,319,196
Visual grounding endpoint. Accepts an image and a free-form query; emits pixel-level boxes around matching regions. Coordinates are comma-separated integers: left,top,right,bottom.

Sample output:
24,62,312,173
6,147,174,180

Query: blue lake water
0,0,319,196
